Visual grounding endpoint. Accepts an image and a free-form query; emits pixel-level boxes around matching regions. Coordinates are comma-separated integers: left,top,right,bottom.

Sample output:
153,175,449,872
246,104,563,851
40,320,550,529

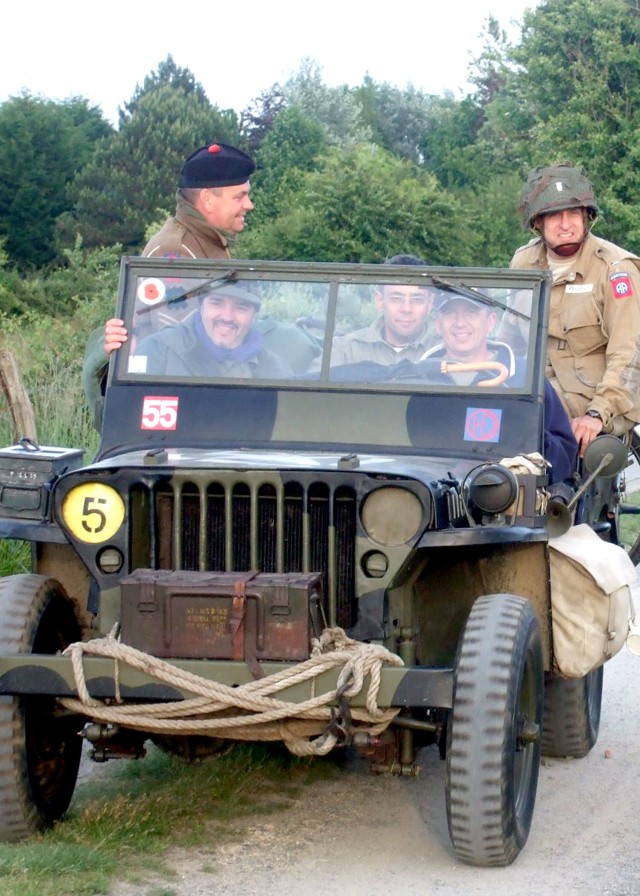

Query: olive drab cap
195,282,262,309
180,142,255,189
518,163,599,229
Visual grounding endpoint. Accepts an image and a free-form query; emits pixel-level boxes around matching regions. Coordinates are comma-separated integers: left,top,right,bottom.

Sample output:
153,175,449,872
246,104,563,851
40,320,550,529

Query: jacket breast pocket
559,295,607,358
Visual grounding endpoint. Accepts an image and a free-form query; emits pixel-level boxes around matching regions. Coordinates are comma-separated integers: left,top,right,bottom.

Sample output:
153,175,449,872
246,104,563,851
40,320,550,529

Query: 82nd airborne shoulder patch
610,271,634,299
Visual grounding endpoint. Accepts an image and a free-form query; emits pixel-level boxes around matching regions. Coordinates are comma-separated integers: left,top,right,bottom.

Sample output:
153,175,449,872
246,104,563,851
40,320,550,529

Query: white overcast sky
2,0,539,126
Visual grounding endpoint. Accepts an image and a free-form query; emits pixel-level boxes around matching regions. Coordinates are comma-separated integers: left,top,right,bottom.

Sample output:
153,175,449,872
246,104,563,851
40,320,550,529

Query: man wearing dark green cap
131,282,289,378
502,162,640,455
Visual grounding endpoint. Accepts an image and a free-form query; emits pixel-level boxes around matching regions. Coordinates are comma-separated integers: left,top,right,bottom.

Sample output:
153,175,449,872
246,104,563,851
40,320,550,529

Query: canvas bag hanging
548,524,637,677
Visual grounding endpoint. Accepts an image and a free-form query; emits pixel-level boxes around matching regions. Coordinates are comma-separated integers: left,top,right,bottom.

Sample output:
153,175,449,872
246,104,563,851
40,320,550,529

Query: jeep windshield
103,258,550,461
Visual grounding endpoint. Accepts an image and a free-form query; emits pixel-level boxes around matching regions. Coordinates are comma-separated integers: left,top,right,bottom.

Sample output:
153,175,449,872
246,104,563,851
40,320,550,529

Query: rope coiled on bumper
60,627,403,757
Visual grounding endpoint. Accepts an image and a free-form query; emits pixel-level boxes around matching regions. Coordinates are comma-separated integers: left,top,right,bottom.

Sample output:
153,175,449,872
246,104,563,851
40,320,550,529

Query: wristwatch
586,409,602,421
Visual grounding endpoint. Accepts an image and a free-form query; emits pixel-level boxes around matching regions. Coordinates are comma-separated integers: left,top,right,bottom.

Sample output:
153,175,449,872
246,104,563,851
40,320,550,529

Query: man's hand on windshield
105,319,128,355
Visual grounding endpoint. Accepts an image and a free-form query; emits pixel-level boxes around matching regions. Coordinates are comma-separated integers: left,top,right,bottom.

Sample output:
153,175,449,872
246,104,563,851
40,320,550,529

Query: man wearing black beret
144,141,255,260
83,141,255,421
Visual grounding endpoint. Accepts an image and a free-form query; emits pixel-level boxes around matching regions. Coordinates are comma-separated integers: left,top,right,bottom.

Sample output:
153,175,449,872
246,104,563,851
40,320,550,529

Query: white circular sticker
137,277,166,305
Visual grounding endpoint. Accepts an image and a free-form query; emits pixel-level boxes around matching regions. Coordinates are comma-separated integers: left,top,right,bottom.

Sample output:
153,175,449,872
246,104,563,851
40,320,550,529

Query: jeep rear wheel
541,666,603,758
0,574,83,842
445,593,543,867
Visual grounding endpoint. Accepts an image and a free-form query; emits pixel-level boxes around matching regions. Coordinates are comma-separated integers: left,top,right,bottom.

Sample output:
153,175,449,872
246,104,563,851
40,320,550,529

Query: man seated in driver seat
420,292,518,386
421,291,578,482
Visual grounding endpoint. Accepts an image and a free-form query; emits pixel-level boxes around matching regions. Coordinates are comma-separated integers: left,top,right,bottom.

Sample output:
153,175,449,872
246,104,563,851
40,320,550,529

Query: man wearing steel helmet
501,162,640,455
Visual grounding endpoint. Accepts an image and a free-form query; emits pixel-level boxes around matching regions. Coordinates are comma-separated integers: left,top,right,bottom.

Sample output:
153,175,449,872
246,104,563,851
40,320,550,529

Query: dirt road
110,632,640,896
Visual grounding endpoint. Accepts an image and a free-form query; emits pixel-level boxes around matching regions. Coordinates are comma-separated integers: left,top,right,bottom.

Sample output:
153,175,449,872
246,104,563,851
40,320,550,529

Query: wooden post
0,349,38,443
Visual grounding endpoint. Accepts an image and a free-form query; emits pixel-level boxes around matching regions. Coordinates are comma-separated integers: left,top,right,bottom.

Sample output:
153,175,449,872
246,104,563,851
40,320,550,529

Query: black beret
180,142,255,188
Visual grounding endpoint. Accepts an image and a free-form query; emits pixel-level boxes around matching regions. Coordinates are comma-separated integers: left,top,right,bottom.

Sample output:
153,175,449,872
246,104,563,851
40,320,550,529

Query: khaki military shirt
328,317,433,367
505,233,640,434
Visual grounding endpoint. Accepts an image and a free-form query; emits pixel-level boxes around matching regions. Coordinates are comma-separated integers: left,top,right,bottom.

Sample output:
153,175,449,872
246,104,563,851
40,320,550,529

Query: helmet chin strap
547,241,583,258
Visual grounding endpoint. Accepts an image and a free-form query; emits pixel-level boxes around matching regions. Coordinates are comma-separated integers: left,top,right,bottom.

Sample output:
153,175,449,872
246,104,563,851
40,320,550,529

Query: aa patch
609,271,634,299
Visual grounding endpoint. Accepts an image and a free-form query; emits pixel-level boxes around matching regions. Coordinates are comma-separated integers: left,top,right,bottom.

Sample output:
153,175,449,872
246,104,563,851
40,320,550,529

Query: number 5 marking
81,496,107,533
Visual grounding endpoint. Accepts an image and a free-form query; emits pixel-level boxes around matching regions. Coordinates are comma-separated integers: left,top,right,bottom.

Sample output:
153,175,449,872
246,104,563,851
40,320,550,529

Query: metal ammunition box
120,569,326,662
0,444,84,521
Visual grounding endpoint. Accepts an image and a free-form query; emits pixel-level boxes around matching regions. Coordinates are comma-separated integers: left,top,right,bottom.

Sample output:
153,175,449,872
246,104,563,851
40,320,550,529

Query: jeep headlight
361,487,424,546
463,464,519,515
61,483,125,544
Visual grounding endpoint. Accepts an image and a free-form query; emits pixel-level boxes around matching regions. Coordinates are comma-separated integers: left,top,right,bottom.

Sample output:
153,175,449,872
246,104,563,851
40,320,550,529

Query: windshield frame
111,257,548,397
100,257,551,463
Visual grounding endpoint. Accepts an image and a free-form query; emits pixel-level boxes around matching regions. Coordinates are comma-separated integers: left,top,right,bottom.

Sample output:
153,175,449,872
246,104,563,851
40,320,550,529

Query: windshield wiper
135,271,241,316
431,277,532,322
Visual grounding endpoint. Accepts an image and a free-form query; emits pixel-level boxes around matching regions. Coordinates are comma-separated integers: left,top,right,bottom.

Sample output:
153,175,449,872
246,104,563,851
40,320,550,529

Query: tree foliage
240,85,287,155
355,77,439,164
62,56,242,251
0,94,111,269
283,58,371,145
250,106,328,225
239,143,473,264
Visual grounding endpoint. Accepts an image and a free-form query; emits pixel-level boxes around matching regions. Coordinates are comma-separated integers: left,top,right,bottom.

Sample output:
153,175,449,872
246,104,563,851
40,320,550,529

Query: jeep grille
130,476,357,629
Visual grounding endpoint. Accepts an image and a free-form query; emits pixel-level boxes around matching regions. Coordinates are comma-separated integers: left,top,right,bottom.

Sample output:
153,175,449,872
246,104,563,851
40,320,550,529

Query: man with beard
132,283,290,379
501,162,640,455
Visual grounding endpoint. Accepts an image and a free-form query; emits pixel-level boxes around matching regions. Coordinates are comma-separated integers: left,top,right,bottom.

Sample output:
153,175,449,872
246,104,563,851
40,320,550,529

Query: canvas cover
549,524,637,677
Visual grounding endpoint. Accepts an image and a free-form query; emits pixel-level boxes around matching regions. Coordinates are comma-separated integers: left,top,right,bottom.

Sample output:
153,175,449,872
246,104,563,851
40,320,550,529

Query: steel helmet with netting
518,163,599,230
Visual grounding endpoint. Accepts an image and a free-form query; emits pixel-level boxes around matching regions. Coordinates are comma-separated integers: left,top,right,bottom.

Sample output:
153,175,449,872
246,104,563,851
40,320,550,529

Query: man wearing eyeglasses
328,254,435,366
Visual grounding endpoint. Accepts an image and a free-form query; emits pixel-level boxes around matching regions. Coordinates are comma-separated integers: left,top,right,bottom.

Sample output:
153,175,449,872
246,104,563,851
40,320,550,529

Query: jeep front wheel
0,574,83,842
445,593,543,867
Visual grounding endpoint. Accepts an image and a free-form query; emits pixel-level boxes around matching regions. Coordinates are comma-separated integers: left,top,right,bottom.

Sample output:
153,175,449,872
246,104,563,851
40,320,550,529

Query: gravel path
106,631,640,896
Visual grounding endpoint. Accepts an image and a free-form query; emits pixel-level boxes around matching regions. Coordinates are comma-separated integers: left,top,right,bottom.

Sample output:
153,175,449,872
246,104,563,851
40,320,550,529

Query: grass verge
0,742,335,896
618,489,640,555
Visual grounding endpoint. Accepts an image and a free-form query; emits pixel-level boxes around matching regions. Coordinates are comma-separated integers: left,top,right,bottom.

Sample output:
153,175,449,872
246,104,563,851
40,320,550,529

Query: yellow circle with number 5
62,483,125,544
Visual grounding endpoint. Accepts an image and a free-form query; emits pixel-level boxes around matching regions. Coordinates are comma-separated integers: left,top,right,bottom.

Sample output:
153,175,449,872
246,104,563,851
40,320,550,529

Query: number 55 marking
141,396,179,430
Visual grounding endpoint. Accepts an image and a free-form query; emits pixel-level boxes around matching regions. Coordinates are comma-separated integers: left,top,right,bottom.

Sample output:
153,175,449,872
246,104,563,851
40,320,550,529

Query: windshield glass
118,266,537,394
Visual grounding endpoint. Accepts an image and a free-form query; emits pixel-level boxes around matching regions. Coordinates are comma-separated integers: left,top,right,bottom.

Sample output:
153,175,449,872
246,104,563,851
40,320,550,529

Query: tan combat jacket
505,233,640,434
143,191,232,260
328,317,434,367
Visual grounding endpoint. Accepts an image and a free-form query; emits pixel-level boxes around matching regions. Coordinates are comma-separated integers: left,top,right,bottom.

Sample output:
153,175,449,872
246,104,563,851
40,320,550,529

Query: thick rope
60,627,403,757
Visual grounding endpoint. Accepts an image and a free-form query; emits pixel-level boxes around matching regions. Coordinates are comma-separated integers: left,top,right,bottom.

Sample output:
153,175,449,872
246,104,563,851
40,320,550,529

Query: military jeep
0,258,627,866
